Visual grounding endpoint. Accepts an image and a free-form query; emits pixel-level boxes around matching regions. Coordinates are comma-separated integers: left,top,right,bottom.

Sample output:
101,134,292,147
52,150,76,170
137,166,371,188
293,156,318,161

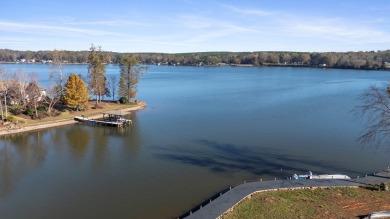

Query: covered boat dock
103,110,131,122
74,110,132,127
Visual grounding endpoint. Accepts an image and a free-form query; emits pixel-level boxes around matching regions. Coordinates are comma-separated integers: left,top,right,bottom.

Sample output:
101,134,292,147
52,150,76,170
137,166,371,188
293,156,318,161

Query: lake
0,64,389,219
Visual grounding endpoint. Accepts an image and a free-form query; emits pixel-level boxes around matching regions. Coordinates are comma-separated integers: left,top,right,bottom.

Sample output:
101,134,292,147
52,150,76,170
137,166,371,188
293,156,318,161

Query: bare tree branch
354,84,390,146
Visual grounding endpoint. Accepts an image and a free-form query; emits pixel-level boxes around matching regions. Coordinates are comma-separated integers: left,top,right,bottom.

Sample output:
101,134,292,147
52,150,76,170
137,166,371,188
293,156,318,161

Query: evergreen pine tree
118,55,143,101
88,44,106,104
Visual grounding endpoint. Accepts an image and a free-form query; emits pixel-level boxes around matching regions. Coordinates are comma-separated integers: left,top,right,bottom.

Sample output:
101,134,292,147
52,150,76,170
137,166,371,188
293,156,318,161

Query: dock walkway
75,116,130,127
185,170,390,219
74,110,132,127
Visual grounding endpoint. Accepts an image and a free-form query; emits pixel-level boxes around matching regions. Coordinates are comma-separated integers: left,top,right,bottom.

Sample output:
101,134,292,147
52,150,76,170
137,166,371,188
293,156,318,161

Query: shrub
9,105,25,115
52,110,61,116
119,97,129,104
61,109,70,116
36,111,48,119
25,107,35,118
6,115,15,122
37,105,47,112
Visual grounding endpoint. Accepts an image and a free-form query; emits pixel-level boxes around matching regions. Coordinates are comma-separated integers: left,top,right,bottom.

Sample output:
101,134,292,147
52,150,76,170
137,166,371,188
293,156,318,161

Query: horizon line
0,48,389,54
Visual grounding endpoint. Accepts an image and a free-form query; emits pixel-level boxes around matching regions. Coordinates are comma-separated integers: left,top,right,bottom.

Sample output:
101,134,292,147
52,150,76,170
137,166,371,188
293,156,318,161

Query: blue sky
1,0,390,53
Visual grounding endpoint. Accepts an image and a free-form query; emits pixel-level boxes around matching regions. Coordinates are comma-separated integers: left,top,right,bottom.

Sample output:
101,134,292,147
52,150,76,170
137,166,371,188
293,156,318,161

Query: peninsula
0,48,146,136
0,101,146,136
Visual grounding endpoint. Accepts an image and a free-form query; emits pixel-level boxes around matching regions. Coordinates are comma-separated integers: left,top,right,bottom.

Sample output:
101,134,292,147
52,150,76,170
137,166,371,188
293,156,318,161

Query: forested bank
0,49,390,70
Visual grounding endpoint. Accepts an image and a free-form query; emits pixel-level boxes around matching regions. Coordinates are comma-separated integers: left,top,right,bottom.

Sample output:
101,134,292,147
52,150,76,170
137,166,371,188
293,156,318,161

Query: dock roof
103,110,131,116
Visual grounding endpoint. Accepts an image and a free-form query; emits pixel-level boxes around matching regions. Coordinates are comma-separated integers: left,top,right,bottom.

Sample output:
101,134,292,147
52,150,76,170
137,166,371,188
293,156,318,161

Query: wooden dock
74,110,132,127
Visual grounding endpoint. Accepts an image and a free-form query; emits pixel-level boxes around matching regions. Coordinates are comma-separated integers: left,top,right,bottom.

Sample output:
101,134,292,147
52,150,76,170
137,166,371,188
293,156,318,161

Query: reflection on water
0,113,140,200
0,131,47,197
66,126,91,160
1,66,390,219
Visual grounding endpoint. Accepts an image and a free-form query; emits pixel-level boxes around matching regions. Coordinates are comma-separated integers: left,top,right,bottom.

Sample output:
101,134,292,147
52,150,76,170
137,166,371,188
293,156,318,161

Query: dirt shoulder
0,101,146,136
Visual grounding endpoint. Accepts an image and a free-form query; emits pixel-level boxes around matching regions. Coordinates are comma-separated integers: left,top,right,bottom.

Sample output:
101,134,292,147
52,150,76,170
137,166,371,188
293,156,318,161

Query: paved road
185,170,390,219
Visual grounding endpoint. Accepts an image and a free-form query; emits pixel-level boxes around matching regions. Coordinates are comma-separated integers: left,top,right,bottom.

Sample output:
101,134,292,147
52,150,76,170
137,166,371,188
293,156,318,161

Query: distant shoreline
1,48,389,71
0,61,88,65
1,62,389,71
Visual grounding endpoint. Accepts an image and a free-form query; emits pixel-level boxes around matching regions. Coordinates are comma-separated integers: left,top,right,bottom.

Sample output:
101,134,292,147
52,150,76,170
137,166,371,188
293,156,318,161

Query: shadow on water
156,139,362,177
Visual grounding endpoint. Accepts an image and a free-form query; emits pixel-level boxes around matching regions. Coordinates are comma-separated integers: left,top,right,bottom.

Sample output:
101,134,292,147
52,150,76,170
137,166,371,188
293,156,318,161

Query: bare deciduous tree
8,70,29,106
0,67,11,121
355,85,390,146
45,50,66,115
26,79,41,118
50,49,65,90
45,82,62,115
45,49,67,115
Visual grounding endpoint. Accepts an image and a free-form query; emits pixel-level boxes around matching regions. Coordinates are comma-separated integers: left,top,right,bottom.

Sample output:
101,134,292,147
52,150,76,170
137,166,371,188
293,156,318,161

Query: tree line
0,45,143,123
0,49,390,70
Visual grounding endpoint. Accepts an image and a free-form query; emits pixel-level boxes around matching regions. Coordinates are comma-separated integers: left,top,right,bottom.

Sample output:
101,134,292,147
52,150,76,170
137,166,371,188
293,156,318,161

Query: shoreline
1,62,389,71
0,104,146,137
184,169,390,219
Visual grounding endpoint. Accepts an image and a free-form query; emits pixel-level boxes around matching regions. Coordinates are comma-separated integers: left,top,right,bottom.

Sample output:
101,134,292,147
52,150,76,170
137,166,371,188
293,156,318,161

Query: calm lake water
1,64,390,218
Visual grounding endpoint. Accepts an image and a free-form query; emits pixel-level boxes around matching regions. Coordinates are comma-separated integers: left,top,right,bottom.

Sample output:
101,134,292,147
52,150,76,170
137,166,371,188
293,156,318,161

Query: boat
292,171,351,180
364,211,390,219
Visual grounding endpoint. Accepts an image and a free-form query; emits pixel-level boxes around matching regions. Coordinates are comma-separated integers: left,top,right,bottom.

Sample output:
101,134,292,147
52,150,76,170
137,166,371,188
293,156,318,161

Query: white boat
364,211,390,219
292,171,351,180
